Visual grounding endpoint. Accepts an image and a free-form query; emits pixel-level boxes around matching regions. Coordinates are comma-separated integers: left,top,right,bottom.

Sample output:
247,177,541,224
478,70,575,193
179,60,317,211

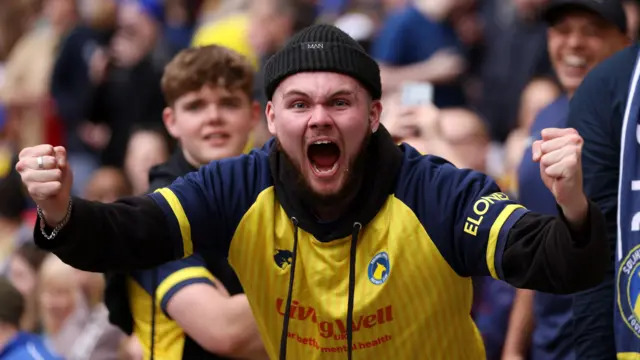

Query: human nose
307,105,334,130
205,103,223,124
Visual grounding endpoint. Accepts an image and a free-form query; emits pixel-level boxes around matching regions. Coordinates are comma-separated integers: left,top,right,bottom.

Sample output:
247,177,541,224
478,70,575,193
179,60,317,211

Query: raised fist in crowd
15,145,73,226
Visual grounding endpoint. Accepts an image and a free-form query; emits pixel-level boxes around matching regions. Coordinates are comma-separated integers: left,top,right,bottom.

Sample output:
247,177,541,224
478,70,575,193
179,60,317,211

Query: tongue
309,145,339,168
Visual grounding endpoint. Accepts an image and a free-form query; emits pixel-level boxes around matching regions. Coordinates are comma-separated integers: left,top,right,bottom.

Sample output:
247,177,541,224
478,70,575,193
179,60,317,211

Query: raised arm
34,195,179,272
16,145,215,272
17,144,271,273
411,151,608,294
441,153,609,293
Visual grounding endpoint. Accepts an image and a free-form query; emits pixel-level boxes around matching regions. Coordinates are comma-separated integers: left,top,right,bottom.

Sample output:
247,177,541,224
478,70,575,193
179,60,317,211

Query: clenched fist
532,128,589,225
15,145,73,226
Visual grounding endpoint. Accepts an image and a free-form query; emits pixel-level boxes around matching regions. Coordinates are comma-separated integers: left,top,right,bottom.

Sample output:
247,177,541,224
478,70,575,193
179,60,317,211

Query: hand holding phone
401,82,434,106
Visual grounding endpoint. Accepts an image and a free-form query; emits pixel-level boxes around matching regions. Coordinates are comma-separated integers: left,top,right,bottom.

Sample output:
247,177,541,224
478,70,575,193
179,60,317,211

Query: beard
276,130,372,210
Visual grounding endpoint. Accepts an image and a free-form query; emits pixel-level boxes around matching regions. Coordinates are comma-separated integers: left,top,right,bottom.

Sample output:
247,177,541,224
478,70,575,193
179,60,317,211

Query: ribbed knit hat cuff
264,41,381,101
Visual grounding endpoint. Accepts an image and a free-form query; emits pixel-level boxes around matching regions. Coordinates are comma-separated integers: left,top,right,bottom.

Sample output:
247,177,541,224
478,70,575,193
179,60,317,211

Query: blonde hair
39,254,77,283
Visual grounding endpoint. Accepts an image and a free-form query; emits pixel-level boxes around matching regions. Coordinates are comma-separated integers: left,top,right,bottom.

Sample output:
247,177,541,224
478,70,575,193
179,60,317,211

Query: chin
305,172,347,197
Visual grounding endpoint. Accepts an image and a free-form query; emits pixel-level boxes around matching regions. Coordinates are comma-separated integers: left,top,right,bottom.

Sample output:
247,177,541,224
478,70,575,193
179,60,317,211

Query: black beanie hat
263,24,381,101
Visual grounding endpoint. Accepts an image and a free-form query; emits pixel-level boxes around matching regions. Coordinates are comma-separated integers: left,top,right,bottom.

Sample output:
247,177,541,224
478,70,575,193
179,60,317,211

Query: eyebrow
281,89,357,99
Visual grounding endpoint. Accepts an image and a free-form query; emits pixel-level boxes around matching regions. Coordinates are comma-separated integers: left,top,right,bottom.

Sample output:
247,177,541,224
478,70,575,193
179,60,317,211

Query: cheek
226,110,255,133
340,118,369,154
548,40,562,62
590,40,616,62
176,114,204,137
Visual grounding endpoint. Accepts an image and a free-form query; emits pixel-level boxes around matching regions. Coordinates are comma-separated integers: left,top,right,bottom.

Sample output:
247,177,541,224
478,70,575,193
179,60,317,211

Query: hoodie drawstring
346,222,361,360
278,219,362,360
150,269,157,360
279,217,300,360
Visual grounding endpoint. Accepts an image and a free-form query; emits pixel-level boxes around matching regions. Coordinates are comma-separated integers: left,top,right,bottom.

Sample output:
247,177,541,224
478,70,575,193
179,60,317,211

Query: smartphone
401,82,434,106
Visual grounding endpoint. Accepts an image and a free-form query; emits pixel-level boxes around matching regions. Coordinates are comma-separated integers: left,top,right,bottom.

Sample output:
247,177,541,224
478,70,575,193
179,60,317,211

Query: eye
333,99,349,107
220,98,242,108
184,99,205,111
291,102,308,109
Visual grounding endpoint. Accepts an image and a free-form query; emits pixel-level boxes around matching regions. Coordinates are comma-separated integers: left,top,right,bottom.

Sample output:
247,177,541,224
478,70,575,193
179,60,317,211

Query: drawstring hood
270,125,403,359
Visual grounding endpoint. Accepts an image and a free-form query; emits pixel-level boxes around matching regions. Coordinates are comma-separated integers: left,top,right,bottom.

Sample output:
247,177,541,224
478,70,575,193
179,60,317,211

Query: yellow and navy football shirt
128,254,218,359
148,138,529,359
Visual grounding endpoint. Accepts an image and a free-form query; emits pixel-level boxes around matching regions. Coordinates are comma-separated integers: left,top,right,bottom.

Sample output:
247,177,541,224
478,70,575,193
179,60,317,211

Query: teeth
564,55,587,67
313,140,332,145
313,162,338,174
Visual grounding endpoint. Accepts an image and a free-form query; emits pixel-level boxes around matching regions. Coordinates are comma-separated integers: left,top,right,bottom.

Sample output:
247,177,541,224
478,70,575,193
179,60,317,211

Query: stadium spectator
0,276,61,359
105,44,265,359
506,1,630,359
50,0,117,196
19,23,610,360
476,0,554,142
7,242,48,333
122,128,170,195
0,0,78,150
83,167,132,203
0,154,29,274
371,0,470,107
90,0,172,169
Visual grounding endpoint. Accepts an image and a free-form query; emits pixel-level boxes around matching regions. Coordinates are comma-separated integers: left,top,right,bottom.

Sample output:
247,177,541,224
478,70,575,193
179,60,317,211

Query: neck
181,149,201,169
0,325,18,352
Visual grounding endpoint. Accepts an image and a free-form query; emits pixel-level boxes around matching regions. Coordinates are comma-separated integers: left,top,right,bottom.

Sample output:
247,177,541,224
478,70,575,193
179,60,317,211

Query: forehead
276,72,363,98
440,110,484,135
184,84,240,98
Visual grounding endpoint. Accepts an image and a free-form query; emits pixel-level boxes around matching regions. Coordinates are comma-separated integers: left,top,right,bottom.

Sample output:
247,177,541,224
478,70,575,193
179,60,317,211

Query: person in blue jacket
0,276,62,360
566,27,640,360
503,0,630,359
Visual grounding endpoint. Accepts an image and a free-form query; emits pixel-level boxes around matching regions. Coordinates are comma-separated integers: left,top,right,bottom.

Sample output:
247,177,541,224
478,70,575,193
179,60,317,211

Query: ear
265,101,277,136
162,107,180,139
369,100,383,133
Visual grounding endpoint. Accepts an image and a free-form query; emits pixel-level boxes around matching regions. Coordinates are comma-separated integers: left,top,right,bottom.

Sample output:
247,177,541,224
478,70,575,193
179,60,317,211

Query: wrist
559,194,589,230
41,208,66,227
39,198,72,227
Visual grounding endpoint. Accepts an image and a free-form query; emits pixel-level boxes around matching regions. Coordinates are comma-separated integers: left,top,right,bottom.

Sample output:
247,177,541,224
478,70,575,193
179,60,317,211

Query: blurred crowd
0,0,637,359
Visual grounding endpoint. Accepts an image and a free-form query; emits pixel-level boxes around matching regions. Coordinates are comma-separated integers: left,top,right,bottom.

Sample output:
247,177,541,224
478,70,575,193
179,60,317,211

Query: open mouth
307,140,341,176
203,133,230,145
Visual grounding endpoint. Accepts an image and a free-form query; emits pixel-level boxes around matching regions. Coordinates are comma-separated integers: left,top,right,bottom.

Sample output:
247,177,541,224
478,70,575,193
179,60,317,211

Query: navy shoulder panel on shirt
148,140,274,259
394,144,528,279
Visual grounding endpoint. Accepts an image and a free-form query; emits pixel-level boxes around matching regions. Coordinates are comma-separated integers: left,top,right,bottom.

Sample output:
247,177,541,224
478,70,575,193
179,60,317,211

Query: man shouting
17,24,607,360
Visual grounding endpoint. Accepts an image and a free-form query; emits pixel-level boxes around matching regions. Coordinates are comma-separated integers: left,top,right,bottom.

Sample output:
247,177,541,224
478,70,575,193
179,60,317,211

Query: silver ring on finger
37,156,44,170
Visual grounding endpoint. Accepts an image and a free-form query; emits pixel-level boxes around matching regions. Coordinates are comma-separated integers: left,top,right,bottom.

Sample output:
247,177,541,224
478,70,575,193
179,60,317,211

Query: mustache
275,132,371,208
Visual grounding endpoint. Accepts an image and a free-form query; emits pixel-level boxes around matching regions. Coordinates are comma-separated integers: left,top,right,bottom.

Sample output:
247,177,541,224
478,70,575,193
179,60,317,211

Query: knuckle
27,184,38,196
15,161,24,172
569,134,582,144
51,182,62,193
